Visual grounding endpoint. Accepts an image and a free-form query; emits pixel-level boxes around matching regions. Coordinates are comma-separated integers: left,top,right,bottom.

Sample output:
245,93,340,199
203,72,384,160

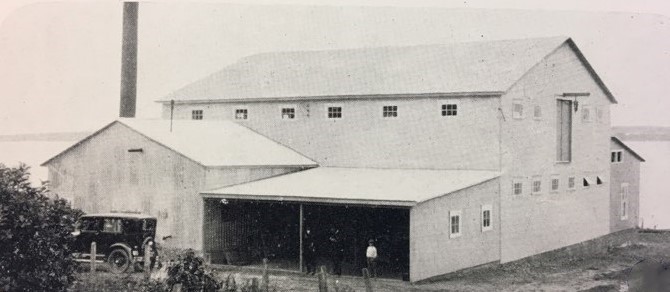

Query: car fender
109,243,133,259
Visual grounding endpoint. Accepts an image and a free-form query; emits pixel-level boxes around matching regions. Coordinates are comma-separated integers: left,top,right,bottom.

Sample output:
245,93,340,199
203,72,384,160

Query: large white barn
43,36,640,282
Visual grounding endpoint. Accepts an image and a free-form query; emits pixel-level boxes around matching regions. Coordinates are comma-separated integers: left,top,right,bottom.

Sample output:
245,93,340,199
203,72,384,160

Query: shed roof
202,167,500,207
42,119,317,168
80,213,156,220
160,36,616,103
611,136,646,162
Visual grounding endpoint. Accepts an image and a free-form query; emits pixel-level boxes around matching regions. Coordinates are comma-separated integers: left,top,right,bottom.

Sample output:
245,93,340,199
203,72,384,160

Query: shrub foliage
0,164,83,291
167,249,222,291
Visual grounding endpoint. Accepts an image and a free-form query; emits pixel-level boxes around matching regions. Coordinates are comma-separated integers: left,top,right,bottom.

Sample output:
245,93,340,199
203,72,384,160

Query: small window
512,100,524,119
551,177,560,192
513,179,523,195
441,104,457,116
281,107,296,119
481,205,492,232
568,176,576,190
449,210,462,238
611,150,623,163
597,176,603,185
583,178,591,188
533,105,542,120
80,218,100,232
191,110,203,120
102,218,122,233
532,177,542,194
582,106,592,123
383,105,398,118
327,106,342,119
235,109,248,120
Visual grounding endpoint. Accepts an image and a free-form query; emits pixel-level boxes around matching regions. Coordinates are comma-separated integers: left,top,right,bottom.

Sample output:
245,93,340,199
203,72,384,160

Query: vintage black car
72,213,157,273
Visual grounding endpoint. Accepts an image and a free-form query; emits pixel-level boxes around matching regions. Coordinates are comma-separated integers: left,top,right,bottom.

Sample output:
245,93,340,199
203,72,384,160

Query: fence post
90,242,97,273
262,258,269,292
143,243,151,280
362,268,373,292
250,278,259,292
318,265,328,292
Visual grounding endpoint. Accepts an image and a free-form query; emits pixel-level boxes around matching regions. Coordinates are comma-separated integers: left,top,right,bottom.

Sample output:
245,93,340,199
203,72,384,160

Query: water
626,141,670,229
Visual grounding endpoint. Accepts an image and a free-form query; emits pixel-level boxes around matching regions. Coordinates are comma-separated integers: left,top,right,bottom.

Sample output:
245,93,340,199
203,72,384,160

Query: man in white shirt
366,239,378,278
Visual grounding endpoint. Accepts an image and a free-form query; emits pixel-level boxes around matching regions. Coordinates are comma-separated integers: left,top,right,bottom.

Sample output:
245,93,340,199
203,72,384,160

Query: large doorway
203,198,410,279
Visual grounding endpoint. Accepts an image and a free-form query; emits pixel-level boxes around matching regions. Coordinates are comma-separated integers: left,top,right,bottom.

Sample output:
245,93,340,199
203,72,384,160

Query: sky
0,0,669,134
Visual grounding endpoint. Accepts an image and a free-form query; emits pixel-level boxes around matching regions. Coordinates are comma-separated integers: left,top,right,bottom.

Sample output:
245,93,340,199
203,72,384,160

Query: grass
68,229,670,291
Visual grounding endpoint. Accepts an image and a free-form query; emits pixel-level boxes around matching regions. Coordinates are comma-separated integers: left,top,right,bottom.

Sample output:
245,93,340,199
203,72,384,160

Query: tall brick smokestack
119,2,138,118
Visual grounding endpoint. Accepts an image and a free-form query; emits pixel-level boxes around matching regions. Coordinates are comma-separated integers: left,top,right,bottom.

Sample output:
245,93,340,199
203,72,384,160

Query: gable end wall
499,43,611,263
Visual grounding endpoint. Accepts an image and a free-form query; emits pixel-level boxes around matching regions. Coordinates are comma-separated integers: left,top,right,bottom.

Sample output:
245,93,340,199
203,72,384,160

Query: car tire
108,249,130,274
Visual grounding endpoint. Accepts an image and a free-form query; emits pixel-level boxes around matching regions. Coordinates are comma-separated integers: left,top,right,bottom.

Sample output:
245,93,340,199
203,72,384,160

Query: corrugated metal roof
160,37,570,102
202,167,500,206
42,119,317,167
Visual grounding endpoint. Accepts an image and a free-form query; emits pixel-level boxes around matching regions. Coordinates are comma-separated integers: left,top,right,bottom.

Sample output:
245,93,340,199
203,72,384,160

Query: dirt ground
70,229,670,291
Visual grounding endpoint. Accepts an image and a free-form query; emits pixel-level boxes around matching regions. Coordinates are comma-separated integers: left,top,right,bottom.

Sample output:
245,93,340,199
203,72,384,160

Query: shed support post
299,204,304,273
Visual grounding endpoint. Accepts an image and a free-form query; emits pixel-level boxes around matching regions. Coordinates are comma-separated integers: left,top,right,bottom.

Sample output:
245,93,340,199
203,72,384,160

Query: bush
166,249,222,291
0,164,83,291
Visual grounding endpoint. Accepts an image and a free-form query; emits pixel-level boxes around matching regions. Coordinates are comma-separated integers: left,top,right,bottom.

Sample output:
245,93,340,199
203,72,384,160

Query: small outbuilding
609,136,645,232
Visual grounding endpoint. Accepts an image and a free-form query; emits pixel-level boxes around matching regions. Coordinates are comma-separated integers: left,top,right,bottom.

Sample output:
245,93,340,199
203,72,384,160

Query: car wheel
108,249,130,274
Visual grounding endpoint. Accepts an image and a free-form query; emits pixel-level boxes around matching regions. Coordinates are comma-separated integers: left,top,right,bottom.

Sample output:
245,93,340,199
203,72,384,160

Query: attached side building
609,137,645,232
41,119,316,249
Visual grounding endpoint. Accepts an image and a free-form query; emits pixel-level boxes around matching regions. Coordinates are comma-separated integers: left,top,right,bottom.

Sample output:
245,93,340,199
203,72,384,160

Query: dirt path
70,230,670,291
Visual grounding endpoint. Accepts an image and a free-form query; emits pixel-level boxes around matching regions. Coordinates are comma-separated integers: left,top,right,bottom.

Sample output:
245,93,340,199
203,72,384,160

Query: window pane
482,210,491,228
442,104,457,116
513,102,523,119
103,219,122,233
281,108,295,119
328,107,342,118
451,216,460,234
513,182,522,195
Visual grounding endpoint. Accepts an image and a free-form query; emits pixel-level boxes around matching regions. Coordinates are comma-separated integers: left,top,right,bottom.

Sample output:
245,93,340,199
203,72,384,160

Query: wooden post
318,265,328,292
143,243,151,280
262,258,269,292
250,278,259,292
362,268,373,292
90,242,97,273
299,204,304,273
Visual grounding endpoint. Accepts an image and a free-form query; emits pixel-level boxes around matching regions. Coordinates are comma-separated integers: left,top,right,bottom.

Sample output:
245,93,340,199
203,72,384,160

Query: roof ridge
241,35,570,58
160,35,574,102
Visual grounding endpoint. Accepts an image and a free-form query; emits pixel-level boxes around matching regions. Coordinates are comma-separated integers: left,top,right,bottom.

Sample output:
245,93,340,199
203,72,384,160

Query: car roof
80,213,156,220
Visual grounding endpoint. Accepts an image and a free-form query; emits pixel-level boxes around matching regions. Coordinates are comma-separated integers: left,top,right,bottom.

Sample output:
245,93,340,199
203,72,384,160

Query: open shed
201,167,500,280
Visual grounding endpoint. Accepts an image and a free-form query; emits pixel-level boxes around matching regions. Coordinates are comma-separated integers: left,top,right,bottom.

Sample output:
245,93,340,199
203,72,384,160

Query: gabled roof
160,36,616,103
42,119,317,168
611,136,646,162
202,167,501,207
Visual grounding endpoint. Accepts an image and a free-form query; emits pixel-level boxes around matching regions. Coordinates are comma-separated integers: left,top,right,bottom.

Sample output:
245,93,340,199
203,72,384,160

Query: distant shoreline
0,132,90,142
1,126,668,142
613,126,670,141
